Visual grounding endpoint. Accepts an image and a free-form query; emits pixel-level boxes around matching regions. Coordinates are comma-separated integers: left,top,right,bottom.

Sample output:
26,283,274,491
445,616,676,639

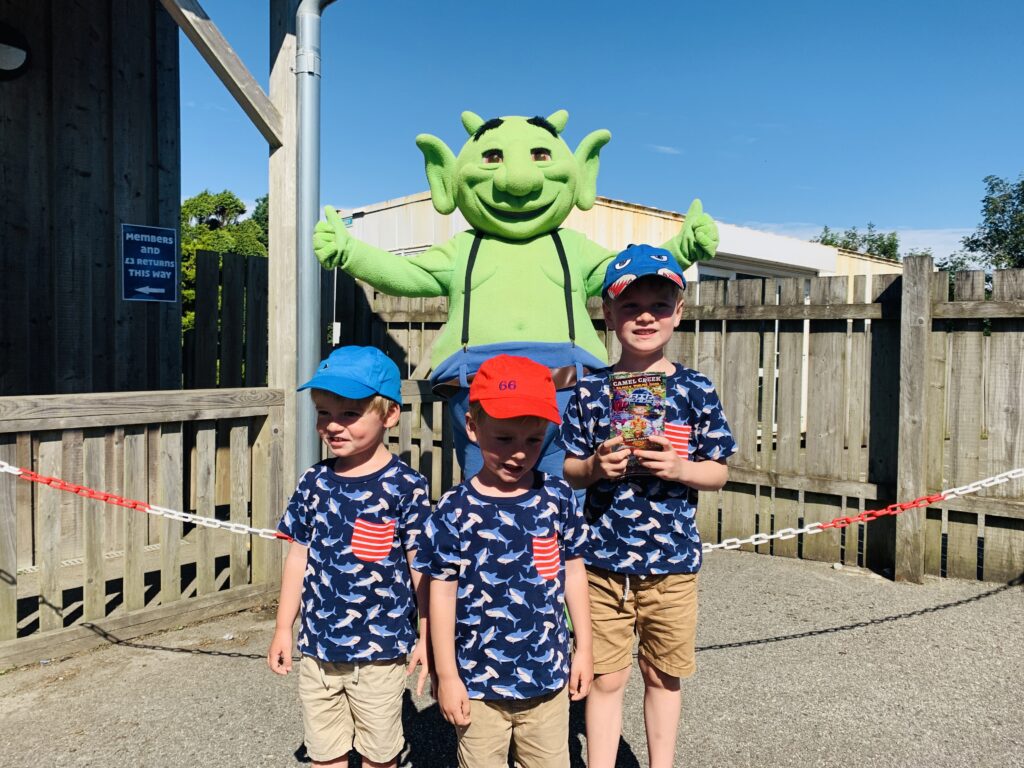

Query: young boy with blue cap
558,245,738,768
267,346,431,768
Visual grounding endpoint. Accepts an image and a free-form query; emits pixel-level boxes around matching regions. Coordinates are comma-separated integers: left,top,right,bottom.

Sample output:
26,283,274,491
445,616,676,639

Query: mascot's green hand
680,198,719,264
313,206,351,269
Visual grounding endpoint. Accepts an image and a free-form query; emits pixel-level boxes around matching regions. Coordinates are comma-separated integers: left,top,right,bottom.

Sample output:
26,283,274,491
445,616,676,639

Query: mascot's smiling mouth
482,201,553,222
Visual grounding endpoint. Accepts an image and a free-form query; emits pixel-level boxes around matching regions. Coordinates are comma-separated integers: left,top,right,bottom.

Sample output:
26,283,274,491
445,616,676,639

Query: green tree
180,189,268,331
812,223,900,261
959,174,1024,270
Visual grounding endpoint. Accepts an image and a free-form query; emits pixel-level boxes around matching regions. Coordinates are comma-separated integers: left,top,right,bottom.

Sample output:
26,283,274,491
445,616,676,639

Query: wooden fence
0,389,286,669
334,255,1024,584
183,250,269,389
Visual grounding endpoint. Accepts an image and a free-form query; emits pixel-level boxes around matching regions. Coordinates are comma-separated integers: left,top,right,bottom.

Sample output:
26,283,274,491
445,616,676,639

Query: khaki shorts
298,655,406,763
587,567,698,678
455,686,568,768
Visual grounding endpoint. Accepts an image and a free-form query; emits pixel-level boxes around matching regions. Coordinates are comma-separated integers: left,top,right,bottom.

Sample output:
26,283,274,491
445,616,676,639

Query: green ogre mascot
313,110,718,477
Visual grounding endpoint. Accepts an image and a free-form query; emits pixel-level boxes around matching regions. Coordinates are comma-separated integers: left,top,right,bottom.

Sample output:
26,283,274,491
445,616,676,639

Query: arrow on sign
135,286,166,295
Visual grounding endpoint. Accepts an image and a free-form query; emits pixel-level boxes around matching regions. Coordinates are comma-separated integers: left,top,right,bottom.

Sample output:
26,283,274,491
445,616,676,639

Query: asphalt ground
1,550,1021,768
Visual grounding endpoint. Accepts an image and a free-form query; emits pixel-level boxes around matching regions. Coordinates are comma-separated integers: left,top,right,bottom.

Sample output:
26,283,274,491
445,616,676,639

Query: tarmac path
1,550,1021,767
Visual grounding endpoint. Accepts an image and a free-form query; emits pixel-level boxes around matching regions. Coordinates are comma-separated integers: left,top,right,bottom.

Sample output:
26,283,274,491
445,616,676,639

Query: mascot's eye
613,259,632,270
531,148,552,162
482,149,504,164
650,253,669,262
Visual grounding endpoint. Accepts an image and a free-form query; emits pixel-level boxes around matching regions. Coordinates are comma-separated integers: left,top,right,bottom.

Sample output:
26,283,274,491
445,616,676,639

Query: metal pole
295,0,337,474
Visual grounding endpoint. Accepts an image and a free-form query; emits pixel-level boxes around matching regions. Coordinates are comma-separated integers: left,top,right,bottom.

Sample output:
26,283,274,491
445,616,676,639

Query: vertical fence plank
15,434,32,570
37,434,63,632
193,251,220,389
60,431,84,562
159,423,183,604
896,255,933,582
804,276,847,564
220,253,245,388
695,281,725,541
246,256,269,387
720,279,762,548
195,422,217,595
230,421,251,589
771,278,805,558
865,274,901,573
0,437,18,640
923,273,949,574
983,269,1024,581
123,427,147,612
82,430,106,620
252,409,284,587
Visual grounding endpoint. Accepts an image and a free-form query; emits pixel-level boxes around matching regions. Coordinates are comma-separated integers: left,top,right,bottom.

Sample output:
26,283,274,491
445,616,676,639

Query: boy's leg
638,655,681,768
298,656,355,766
345,659,407,767
584,567,639,768
456,699,513,768
635,573,698,768
585,667,631,768
508,687,569,768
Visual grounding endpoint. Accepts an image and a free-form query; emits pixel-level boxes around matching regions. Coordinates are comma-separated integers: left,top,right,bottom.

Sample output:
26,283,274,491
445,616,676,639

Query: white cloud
892,227,971,260
648,144,681,155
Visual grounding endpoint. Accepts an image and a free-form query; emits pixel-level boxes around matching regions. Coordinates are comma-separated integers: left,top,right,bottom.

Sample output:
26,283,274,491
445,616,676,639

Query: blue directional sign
121,223,178,303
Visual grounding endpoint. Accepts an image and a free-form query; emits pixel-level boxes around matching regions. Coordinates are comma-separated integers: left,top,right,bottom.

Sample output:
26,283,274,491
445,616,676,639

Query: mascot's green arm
335,237,456,298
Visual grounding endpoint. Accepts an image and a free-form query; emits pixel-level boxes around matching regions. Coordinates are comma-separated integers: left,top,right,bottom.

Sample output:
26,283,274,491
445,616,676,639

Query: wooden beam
896,255,933,582
159,0,284,147
0,389,284,433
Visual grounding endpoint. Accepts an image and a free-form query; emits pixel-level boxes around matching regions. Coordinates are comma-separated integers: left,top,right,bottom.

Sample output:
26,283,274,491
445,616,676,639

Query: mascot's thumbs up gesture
314,110,719,476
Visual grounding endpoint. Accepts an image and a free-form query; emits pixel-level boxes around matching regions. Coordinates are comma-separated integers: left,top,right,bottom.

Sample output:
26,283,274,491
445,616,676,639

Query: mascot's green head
415,110,611,241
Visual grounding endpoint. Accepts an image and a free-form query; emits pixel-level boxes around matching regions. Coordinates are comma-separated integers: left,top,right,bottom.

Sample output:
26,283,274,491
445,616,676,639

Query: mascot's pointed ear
574,129,611,211
547,110,569,134
415,134,457,215
461,111,485,136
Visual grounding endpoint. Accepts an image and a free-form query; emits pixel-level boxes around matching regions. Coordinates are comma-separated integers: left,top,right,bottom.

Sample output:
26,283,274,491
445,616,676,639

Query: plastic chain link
2,460,1022,551
0,459,291,542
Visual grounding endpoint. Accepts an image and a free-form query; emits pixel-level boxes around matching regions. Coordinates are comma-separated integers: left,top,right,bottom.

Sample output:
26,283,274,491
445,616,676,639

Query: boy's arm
267,541,308,675
430,578,471,726
563,557,593,701
405,551,431,696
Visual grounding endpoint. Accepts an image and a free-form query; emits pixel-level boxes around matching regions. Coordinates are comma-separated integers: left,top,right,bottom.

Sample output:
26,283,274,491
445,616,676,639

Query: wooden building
0,0,300,669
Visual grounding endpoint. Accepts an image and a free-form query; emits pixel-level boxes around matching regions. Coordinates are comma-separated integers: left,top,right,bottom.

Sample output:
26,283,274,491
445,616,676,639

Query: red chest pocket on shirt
663,422,692,459
351,518,396,562
532,534,561,581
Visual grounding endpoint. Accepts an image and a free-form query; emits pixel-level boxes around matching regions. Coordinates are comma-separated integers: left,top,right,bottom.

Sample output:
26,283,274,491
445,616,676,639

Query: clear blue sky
180,0,1024,260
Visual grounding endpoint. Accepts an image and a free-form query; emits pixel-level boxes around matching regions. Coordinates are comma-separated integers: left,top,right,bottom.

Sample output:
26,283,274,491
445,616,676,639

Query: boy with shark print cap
558,245,737,768
267,346,431,768
415,354,592,768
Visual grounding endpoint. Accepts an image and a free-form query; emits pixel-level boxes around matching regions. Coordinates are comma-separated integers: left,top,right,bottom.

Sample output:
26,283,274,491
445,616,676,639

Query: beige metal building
340,192,903,286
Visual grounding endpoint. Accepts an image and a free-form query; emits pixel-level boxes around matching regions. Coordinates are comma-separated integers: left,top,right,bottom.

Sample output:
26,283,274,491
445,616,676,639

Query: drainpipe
295,0,337,475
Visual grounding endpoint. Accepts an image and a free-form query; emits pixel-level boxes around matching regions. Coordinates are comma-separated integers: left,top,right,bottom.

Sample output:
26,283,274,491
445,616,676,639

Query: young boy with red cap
558,245,737,768
415,354,593,768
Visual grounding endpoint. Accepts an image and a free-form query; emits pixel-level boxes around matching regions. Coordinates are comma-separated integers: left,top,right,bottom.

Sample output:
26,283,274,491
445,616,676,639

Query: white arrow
135,286,166,295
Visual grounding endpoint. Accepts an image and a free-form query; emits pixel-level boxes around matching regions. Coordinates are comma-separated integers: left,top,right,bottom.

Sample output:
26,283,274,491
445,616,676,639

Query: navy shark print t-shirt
415,473,589,701
558,365,737,575
278,455,430,663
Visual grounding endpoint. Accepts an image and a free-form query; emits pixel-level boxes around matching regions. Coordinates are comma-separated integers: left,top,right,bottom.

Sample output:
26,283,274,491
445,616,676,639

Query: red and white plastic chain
701,467,1024,553
0,459,293,542
2,459,1022,550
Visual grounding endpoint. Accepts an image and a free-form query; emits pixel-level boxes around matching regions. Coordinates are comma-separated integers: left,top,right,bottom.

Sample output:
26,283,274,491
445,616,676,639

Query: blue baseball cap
602,243,686,299
298,346,402,405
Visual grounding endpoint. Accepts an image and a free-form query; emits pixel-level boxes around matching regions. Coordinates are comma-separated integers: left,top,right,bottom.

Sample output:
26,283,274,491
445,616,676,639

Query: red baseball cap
470,355,561,424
